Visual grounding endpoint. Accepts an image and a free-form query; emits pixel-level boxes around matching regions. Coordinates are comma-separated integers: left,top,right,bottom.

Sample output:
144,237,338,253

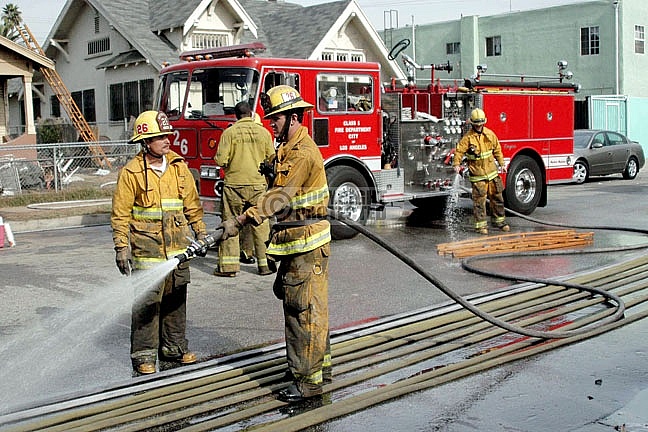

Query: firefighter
111,110,208,375
220,85,332,403
453,108,510,235
214,101,275,277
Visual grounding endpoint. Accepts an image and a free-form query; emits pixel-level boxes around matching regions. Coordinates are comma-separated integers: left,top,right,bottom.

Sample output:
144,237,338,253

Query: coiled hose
328,204,647,339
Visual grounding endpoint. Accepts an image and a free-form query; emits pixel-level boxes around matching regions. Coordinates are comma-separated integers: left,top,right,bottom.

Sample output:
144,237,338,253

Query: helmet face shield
130,111,174,143
262,85,313,119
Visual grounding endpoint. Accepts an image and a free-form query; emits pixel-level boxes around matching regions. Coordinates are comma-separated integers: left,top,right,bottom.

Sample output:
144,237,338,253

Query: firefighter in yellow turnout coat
221,85,331,403
112,111,207,375
453,108,510,235
214,101,275,277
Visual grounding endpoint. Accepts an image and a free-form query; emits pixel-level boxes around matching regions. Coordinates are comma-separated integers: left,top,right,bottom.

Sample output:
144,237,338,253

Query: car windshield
574,132,593,149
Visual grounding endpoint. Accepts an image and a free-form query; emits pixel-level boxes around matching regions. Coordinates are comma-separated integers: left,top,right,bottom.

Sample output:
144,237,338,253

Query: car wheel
573,160,589,184
622,157,639,179
327,166,368,240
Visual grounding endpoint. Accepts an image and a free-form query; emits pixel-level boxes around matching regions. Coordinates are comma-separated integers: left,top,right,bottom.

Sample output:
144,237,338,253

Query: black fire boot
276,382,322,404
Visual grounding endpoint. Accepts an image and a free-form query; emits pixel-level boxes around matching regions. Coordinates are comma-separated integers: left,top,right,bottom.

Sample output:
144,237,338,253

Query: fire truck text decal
172,130,189,155
335,120,371,149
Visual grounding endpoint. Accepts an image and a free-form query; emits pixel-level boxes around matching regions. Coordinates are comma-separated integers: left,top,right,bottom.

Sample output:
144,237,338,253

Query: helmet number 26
172,130,188,155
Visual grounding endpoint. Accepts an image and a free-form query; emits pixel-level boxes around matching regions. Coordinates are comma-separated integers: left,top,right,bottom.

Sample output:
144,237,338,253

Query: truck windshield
157,67,259,120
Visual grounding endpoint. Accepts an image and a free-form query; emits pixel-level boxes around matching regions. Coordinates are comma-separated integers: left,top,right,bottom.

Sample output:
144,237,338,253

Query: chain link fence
0,140,139,196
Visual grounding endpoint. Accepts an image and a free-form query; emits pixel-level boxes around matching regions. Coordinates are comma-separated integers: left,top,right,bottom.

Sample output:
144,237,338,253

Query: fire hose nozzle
174,227,224,263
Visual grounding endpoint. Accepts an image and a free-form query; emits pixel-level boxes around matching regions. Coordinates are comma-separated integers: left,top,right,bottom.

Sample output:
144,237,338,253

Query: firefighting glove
195,233,209,257
115,247,132,276
220,218,241,241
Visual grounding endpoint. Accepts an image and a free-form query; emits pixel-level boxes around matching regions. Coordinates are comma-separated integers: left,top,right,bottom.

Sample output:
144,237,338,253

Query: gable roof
238,0,349,59
0,35,54,70
44,0,176,70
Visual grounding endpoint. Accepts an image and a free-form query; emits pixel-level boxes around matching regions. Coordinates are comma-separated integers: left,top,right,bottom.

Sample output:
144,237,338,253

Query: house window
580,26,600,55
83,89,96,123
50,95,60,117
446,42,460,55
321,50,365,62
486,36,501,56
71,89,96,123
191,32,229,49
109,84,124,121
88,37,110,55
109,79,154,121
140,80,154,111
635,25,645,54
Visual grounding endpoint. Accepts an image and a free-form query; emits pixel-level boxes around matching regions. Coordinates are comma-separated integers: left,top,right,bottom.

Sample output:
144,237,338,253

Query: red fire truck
154,42,579,238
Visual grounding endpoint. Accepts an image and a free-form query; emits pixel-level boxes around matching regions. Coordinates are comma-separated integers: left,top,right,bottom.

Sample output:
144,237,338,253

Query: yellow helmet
129,111,174,143
470,108,487,125
262,85,313,119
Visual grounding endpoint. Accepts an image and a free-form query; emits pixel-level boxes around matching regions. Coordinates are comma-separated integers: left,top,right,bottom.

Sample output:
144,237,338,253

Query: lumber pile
437,229,594,258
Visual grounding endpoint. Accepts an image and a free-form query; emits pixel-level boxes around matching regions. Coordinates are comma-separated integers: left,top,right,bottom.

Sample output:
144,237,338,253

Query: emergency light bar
179,42,266,62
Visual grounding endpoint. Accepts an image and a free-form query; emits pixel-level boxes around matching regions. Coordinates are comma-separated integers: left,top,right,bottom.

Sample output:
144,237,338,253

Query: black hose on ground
328,207,632,339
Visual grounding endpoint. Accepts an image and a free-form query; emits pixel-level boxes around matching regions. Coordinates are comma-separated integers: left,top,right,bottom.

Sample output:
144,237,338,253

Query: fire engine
154,42,579,238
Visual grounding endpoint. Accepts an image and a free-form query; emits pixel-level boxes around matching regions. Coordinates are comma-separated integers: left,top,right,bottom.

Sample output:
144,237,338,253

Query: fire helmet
470,108,487,125
129,111,174,143
261,85,313,119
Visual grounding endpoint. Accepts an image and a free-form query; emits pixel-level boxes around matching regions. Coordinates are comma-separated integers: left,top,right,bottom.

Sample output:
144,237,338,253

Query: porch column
23,75,36,135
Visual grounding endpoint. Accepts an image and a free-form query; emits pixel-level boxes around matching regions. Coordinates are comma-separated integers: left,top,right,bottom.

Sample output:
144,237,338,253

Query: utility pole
383,9,398,52
411,15,416,63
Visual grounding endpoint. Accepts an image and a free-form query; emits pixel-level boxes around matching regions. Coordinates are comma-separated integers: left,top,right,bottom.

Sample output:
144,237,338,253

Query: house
19,0,405,141
0,35,54,144
381,0,648,154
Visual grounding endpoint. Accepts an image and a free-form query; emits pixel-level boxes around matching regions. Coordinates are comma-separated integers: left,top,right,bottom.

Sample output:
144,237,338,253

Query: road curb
11,213,111,233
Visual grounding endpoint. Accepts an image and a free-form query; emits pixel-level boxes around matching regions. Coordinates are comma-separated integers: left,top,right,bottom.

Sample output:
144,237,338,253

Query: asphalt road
1,172,647,430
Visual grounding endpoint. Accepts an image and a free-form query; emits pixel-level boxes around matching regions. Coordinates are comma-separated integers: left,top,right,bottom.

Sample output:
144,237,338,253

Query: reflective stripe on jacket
111,150,206,269
453,126,505,183
244,126,330,256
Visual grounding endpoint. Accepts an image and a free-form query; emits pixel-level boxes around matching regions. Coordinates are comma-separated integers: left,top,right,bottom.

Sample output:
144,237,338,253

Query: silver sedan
573,129,645,184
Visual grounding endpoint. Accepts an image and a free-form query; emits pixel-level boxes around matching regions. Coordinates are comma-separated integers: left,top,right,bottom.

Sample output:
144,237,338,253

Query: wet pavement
1,173,647,430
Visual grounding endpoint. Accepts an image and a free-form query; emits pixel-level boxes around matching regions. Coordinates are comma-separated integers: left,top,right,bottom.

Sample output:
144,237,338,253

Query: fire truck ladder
17,24,111,169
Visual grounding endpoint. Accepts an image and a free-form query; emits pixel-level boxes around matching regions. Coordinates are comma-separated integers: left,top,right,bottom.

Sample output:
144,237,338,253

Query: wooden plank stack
437,229,594,258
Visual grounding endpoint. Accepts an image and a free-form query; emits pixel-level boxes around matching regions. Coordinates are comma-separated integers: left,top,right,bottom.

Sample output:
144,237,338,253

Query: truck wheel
327,166,368,240
505,155,542,215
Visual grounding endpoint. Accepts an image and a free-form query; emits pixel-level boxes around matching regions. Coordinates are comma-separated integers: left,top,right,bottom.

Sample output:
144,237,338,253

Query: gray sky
14,0,588,45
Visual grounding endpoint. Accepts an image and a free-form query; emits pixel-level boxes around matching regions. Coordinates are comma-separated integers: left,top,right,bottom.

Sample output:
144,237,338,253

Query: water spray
175,226,224,263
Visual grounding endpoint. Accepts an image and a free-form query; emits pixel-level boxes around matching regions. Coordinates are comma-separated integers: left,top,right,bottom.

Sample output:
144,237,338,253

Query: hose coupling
174,227,224,263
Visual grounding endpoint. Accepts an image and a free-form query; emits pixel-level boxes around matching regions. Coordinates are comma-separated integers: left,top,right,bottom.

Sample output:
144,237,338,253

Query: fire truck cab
155,43,579,238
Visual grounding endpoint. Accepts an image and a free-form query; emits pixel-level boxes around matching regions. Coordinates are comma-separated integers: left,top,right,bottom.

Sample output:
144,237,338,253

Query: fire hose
173,199,641,340
325,208,628,339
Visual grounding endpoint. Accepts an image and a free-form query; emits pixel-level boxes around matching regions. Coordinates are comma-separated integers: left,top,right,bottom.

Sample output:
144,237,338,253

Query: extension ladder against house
17,24,111,170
